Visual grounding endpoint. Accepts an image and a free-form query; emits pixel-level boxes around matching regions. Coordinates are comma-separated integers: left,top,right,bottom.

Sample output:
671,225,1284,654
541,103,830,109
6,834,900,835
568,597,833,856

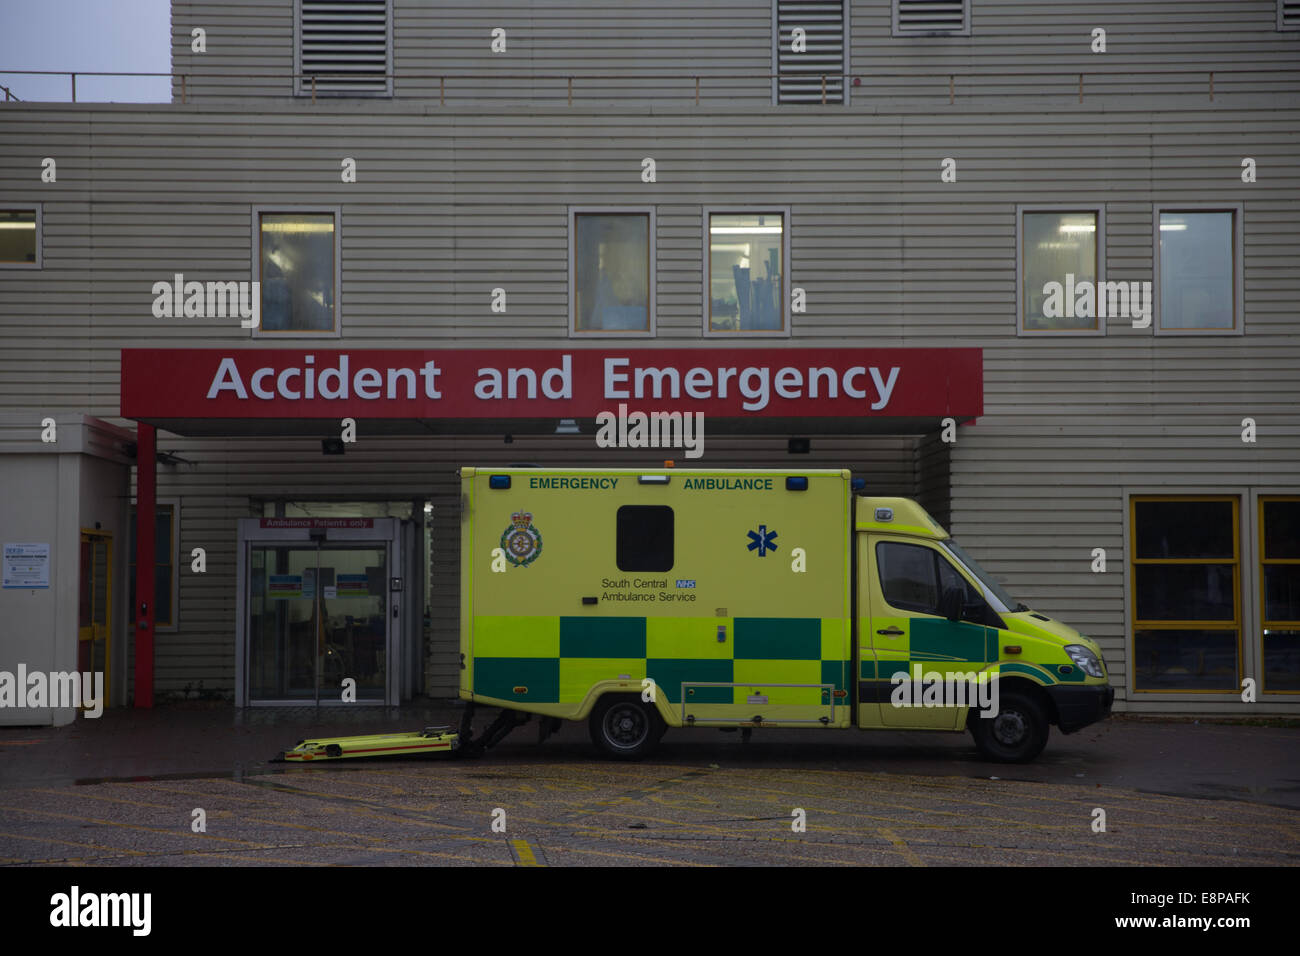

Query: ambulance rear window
617,505,674,572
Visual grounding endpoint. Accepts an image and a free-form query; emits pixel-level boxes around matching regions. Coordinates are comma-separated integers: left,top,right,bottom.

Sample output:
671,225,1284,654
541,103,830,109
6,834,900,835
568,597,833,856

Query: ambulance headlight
1064,644,1104,678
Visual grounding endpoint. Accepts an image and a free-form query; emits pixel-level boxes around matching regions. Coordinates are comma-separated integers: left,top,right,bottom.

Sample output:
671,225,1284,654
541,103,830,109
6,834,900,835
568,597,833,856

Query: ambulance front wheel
589,696,665,760
969,690,1049,763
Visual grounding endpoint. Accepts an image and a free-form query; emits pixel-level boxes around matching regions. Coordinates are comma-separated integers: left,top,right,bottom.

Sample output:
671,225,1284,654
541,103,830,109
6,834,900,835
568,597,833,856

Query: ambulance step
276,728,459,762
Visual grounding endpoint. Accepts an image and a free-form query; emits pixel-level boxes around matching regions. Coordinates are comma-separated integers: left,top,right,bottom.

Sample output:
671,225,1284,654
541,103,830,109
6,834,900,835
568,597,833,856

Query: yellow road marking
511,838,543,866
880,828,926,866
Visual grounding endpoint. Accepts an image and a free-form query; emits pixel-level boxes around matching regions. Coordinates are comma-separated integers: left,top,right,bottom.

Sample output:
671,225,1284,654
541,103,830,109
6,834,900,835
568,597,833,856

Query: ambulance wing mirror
939,587,964,623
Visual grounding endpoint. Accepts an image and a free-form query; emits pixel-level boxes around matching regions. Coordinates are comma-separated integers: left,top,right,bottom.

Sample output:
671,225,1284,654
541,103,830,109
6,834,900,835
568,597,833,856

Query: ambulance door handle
876,627,904,637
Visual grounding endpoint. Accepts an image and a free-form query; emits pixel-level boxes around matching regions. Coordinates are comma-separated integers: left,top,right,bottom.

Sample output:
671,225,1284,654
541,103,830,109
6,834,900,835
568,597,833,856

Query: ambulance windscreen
942,540,1020,613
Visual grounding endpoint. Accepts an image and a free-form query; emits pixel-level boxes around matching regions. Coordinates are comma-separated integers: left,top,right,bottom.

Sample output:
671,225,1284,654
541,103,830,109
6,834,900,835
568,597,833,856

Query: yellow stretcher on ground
277,726,459,762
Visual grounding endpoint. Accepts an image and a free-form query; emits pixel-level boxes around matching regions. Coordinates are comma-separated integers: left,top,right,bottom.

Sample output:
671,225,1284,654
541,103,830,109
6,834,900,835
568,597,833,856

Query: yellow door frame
79,529,112,709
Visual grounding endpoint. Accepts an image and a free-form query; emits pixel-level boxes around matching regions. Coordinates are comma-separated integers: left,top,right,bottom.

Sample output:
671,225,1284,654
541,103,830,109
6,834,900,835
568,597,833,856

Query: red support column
134,423,156,708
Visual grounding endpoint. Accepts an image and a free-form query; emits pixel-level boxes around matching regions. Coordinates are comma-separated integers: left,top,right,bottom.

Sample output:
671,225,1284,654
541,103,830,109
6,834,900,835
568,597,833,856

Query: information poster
3,543,50,589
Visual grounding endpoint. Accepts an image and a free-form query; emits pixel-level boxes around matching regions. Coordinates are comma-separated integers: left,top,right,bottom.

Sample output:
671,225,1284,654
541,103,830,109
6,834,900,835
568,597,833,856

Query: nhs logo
675,579,696,589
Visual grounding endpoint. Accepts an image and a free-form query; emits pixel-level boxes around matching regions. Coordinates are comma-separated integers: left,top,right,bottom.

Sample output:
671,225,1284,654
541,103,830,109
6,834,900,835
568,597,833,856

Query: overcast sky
0,0,170,102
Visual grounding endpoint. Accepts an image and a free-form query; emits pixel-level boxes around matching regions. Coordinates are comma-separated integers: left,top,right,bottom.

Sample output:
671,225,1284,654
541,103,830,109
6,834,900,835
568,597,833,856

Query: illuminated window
253,208,339,335
705,210,789,335
1155,207,1241,333
1018,207,1103,334
0,206,40,268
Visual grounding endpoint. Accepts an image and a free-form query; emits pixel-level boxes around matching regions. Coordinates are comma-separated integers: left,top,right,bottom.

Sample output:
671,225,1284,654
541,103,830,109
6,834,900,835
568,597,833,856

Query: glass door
248,543,388,702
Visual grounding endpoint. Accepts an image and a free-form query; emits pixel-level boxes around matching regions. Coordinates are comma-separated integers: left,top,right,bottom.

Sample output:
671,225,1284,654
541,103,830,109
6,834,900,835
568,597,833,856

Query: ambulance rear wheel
589,696,664,760
969,690,1048,763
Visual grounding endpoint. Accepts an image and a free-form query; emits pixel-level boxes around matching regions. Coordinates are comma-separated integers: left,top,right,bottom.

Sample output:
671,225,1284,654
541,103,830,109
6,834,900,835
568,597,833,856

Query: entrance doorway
236,517,415,706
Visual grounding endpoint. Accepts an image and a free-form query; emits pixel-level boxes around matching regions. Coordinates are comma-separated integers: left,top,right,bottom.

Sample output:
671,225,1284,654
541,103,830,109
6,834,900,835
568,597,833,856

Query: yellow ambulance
459,467,1113,762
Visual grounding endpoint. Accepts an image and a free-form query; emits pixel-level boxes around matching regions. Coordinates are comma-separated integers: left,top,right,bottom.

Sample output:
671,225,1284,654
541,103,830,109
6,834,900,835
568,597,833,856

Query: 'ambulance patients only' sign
121,348,981,420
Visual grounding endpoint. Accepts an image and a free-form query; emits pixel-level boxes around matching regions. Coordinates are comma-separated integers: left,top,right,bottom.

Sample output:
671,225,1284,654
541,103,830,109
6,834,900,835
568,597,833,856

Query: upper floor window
893,0,971,37
1017,207,1105,335
0,206,41,268
295,0,393,97
704,209,790,336
252,208,340,336
1154,206,1242,335
774,1,848,104
570,209,654,336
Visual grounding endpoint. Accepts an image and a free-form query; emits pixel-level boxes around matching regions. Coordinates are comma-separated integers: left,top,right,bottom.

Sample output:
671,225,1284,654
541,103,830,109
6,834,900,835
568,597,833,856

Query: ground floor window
1260,496,1300,692
1131,496,1240,692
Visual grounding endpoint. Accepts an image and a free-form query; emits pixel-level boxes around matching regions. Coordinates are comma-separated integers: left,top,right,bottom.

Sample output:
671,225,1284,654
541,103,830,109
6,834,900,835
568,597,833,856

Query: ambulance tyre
969,689,1048,763
589,695,665,760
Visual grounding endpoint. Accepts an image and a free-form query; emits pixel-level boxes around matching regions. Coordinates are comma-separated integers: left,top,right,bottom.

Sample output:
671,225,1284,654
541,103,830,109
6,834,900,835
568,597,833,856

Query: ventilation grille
297,0,391,95
895,0,969,36
1281,1,1300,30
776,1,846,104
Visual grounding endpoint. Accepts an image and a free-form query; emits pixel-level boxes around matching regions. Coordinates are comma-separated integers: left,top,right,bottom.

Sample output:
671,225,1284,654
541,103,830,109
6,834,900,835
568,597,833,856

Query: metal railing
1,68,1297,106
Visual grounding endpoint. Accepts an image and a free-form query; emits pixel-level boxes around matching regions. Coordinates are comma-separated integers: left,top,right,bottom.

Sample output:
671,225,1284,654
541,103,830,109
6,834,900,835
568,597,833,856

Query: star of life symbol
501,511,543,567
746,524,778,557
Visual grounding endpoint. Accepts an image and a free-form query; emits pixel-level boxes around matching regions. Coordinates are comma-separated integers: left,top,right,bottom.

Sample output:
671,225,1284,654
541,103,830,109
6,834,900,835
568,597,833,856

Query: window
617,505,673,572
774,1,848,104
570,209,654,336
894,0,970,37
704,209,790,335
129,503,178,630
295,0,392,97
1131,497,1240,692
252,208,340,336
1017,207,1104,335
876,541,989,620
1260,497,1300,692
1280,1,1300,31
0,206,40,268
1154,206,1242,334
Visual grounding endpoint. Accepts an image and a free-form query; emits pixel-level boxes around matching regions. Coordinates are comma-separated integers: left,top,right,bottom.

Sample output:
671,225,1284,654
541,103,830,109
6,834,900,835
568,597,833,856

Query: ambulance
459,467,1113,763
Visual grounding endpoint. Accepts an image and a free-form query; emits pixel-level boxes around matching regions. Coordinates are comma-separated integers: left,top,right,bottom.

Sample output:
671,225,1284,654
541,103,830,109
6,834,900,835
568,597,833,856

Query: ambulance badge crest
501,511,543,567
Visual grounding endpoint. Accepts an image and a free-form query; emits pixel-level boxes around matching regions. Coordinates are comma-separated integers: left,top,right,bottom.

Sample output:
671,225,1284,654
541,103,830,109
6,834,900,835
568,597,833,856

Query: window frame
1258,494,1300,695
294,0,394,98
568,206,656,338
1016,204,1106,337
129,499,180,633
1128,494,1243,696
892,0,971,38
702,205,793,339
1152,203,1244,337
0,203,42,270
249,205,342,339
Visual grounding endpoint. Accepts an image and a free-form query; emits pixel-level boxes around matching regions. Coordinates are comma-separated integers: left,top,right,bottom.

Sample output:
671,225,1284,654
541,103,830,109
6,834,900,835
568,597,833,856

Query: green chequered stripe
475,615,849,707
733,617,822,660
559,616,646,658
473,657,559,702
908,618,998,663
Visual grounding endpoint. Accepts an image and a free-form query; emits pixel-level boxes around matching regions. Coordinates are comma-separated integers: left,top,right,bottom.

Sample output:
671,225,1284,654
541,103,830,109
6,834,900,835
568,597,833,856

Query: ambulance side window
876,542,938,613
617,505,674,572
